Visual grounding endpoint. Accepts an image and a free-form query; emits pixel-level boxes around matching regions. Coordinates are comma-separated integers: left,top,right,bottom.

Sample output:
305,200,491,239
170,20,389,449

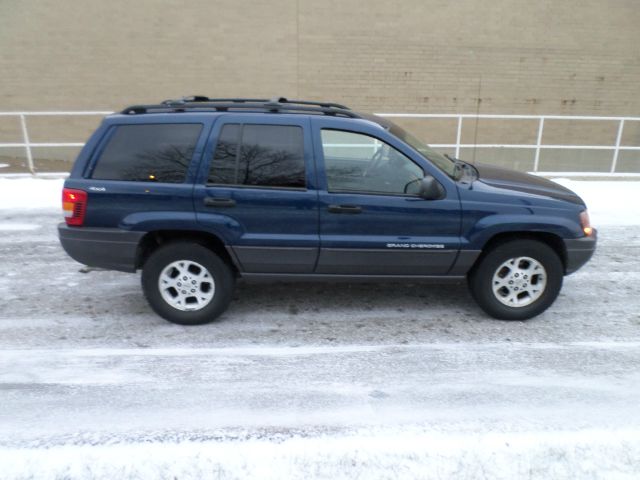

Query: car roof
112,96,391,130
121,96,350,114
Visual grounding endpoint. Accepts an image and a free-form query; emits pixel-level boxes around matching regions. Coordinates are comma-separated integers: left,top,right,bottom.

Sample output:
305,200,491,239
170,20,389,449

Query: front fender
465,213,582,249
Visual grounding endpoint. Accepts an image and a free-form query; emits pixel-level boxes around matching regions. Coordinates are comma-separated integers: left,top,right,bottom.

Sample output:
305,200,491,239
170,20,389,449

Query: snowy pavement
1,179,640,478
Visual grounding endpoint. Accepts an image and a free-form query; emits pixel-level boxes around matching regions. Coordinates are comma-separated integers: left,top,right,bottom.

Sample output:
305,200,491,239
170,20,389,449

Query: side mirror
419,175,445,200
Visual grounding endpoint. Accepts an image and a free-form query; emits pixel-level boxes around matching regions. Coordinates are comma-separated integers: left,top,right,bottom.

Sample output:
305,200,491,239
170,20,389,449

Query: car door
194,114,319,273
312,117,461,275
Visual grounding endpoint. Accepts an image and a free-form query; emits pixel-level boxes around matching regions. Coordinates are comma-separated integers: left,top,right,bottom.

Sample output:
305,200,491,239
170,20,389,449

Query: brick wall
1,0,638,172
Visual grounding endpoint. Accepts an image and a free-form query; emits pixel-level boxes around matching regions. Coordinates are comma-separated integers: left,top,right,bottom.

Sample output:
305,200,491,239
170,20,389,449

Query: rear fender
121,211,243,244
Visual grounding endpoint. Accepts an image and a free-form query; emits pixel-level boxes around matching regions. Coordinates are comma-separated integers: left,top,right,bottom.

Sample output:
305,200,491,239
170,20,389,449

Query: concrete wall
1,0,639,172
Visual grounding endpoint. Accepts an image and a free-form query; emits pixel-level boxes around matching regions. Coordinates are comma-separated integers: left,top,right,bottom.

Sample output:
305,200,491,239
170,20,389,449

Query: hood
475,163,584,205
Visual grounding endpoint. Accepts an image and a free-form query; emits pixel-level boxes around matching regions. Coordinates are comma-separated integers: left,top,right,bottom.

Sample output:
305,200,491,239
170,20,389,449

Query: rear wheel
142,242,234,325
468,240,563,320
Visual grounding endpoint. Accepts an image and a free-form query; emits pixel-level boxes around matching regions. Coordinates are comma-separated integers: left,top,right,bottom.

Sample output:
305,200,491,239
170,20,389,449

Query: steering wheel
363,145,385,177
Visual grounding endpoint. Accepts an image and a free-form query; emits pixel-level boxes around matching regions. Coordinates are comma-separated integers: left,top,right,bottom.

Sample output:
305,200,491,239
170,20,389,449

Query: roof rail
162,96,350,110
121,97,357,117
163,96,272,105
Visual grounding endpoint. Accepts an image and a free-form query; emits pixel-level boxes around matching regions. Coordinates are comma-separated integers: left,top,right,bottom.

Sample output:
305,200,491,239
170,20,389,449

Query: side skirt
239,273,466,283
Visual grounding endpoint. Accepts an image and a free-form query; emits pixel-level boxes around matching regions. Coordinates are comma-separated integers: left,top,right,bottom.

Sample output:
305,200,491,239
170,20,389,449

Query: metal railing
0,111,639,175
378,113,640,175
0,111,112,174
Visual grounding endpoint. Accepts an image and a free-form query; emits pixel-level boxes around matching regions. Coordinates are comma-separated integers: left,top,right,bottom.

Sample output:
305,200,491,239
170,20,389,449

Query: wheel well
475,231,567,273
135,230,238,273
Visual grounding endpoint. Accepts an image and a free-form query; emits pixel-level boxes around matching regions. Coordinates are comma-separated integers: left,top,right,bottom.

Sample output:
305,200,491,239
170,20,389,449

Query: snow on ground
0,176,639,478
552,179,640,226
0,222,41,231
2,430,639,480
0,177,64,209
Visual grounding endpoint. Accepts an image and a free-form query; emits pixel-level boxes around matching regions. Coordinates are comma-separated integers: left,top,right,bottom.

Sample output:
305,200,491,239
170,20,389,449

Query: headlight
580,210,593,236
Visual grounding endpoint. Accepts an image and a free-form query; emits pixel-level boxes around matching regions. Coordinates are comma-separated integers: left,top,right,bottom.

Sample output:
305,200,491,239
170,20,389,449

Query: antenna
472,74,482,164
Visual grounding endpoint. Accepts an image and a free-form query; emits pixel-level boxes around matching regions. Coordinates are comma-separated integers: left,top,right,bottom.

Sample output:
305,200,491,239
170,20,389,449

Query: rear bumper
58,223,145,273
563,229,597,275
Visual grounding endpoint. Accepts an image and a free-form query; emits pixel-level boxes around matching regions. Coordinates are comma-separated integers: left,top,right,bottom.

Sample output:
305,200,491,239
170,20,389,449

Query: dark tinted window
92,124,202,183
209,124,305,188
208,124,240,185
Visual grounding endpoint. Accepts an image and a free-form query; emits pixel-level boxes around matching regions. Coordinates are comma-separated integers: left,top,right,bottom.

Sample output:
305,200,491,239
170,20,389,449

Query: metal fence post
533,117,545,172
610,119,625,173
455,116,462,158
19,114,35,175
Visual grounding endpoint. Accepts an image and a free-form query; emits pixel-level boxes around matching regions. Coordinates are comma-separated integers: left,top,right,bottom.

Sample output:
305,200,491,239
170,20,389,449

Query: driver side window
321,129,424,195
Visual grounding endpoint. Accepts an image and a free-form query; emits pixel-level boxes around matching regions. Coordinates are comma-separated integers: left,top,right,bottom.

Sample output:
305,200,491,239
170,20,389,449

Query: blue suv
58,97,596,325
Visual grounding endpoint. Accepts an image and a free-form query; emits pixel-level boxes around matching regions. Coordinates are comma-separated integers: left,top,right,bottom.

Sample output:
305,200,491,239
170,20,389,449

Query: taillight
62,188,87,226
579,210,592,236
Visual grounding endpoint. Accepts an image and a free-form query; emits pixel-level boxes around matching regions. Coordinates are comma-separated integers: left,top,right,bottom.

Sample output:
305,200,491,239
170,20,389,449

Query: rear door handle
327,204,362,214
203,197,236,208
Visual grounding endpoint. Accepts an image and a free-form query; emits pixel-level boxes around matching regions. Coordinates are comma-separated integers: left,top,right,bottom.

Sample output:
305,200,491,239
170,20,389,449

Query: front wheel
142,242,235,325
468,240,563,320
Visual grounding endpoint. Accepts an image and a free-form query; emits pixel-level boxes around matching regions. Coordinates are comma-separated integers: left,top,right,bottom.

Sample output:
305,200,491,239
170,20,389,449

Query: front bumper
58,223,145,273
563,229,597,274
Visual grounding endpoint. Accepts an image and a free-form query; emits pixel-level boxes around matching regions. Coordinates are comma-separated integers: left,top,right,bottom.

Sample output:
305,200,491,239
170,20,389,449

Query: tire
468,239,563,320
141,242,235,325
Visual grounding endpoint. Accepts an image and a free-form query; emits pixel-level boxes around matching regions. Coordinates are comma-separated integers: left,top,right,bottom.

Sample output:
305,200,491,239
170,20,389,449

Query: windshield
387,123,457,178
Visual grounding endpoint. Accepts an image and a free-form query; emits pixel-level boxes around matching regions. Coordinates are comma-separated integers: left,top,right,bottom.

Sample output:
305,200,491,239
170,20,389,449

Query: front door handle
327,204,362,214
204,197,236,208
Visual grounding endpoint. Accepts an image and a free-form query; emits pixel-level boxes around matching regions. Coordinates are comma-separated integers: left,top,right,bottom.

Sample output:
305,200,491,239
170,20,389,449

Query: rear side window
208,124,305,189
92,124,202,183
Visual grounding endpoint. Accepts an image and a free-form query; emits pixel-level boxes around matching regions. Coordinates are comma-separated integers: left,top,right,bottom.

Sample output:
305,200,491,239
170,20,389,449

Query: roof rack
162,96,350,110
121,96,359,118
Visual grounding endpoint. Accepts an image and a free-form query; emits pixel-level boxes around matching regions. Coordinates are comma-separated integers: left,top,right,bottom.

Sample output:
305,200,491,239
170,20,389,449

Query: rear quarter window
91,123,202,183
